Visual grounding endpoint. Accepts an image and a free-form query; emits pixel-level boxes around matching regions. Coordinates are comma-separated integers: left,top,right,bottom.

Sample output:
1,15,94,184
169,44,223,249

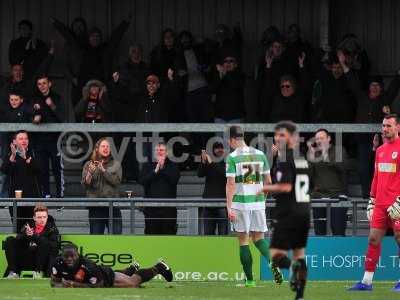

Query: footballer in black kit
260,121,310,300
50,243,173,288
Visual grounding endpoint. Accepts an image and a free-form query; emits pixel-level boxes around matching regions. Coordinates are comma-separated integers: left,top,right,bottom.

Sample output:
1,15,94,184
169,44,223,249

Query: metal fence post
108,200,114,234
352,201,358,236
12,199,17,233
326,202,332,236
130,200,136,234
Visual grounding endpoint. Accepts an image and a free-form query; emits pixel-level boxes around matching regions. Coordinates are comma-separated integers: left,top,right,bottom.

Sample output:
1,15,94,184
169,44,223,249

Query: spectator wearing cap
338,50,390,198
211,54,246,123
8,20,49,80
136,73,177,162
3,204,59,278
197,142,228,235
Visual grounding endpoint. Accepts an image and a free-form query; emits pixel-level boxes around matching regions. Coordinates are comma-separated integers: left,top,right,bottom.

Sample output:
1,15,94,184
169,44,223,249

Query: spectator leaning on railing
307,129,348,236
82,137,123,235
4,204,59,279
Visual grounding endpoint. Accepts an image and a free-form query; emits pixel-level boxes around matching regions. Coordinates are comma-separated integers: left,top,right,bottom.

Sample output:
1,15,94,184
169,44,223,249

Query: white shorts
231,209,268,233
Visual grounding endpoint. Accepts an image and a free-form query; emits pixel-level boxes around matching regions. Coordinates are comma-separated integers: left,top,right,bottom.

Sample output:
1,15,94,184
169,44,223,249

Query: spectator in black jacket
212,54,245,123
208,24,243,67
337,34,371,90
1,130,41,232
139,143,180,235
285,24,313,74
111,45,149,123
53,15,131,103
31,75,65,198
269,53,310,123
338,50,389,198
257,37,298,121
4,204,59,278
386,70,400,115
50,17,88,107
1,92,32,124
312,55,356,123
307,129,348,236
197,142,228,235
150,29,178,82
175,30,212,124
8,20,49,80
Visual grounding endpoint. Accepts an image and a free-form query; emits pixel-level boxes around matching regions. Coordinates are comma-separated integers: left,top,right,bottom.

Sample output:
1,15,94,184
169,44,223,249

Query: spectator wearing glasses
307,129,348,236
257,37,297,121
269,53,310,123
211,53,246,124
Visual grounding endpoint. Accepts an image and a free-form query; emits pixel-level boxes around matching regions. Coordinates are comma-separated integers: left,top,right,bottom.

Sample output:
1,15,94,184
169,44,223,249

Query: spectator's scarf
34,224,45,235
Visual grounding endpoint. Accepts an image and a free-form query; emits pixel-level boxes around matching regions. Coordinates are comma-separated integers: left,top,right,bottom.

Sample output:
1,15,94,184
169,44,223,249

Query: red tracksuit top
370,137,400,207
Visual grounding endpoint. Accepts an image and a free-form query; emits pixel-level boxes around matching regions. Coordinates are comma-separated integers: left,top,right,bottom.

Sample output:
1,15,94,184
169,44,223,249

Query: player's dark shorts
99,265,115,287
270,212,310,250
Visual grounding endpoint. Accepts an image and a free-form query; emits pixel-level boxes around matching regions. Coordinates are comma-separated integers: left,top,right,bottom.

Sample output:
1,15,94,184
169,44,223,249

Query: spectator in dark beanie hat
211,51,246,123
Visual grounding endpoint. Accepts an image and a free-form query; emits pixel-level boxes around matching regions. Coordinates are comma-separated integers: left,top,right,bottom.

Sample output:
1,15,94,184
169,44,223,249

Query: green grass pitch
0,279,398,300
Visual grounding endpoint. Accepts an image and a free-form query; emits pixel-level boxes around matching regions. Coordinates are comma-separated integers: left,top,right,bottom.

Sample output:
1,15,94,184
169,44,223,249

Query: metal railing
0,198,368,236
0,123,381,133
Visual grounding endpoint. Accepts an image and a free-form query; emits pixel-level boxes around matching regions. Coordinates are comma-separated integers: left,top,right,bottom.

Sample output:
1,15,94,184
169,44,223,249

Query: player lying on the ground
50,243,173,288
348,114,400,292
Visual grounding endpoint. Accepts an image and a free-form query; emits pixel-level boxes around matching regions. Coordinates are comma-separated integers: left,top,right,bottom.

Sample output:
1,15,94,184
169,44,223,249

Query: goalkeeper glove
366,198,375,222
387,197,400,220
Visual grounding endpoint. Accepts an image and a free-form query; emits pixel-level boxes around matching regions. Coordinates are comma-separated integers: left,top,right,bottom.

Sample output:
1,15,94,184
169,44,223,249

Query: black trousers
36,142,64,198
88,207,122,235
144,207,177,235
4,236,56,276
356,134,375,198
313,207,348,236
202,208,228,235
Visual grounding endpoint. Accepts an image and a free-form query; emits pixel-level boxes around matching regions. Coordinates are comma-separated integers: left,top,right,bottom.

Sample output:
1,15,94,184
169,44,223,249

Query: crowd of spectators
1,16,399,236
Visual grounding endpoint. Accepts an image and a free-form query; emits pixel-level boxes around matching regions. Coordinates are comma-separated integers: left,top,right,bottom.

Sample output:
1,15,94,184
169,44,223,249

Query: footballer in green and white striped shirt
225,125,283,287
